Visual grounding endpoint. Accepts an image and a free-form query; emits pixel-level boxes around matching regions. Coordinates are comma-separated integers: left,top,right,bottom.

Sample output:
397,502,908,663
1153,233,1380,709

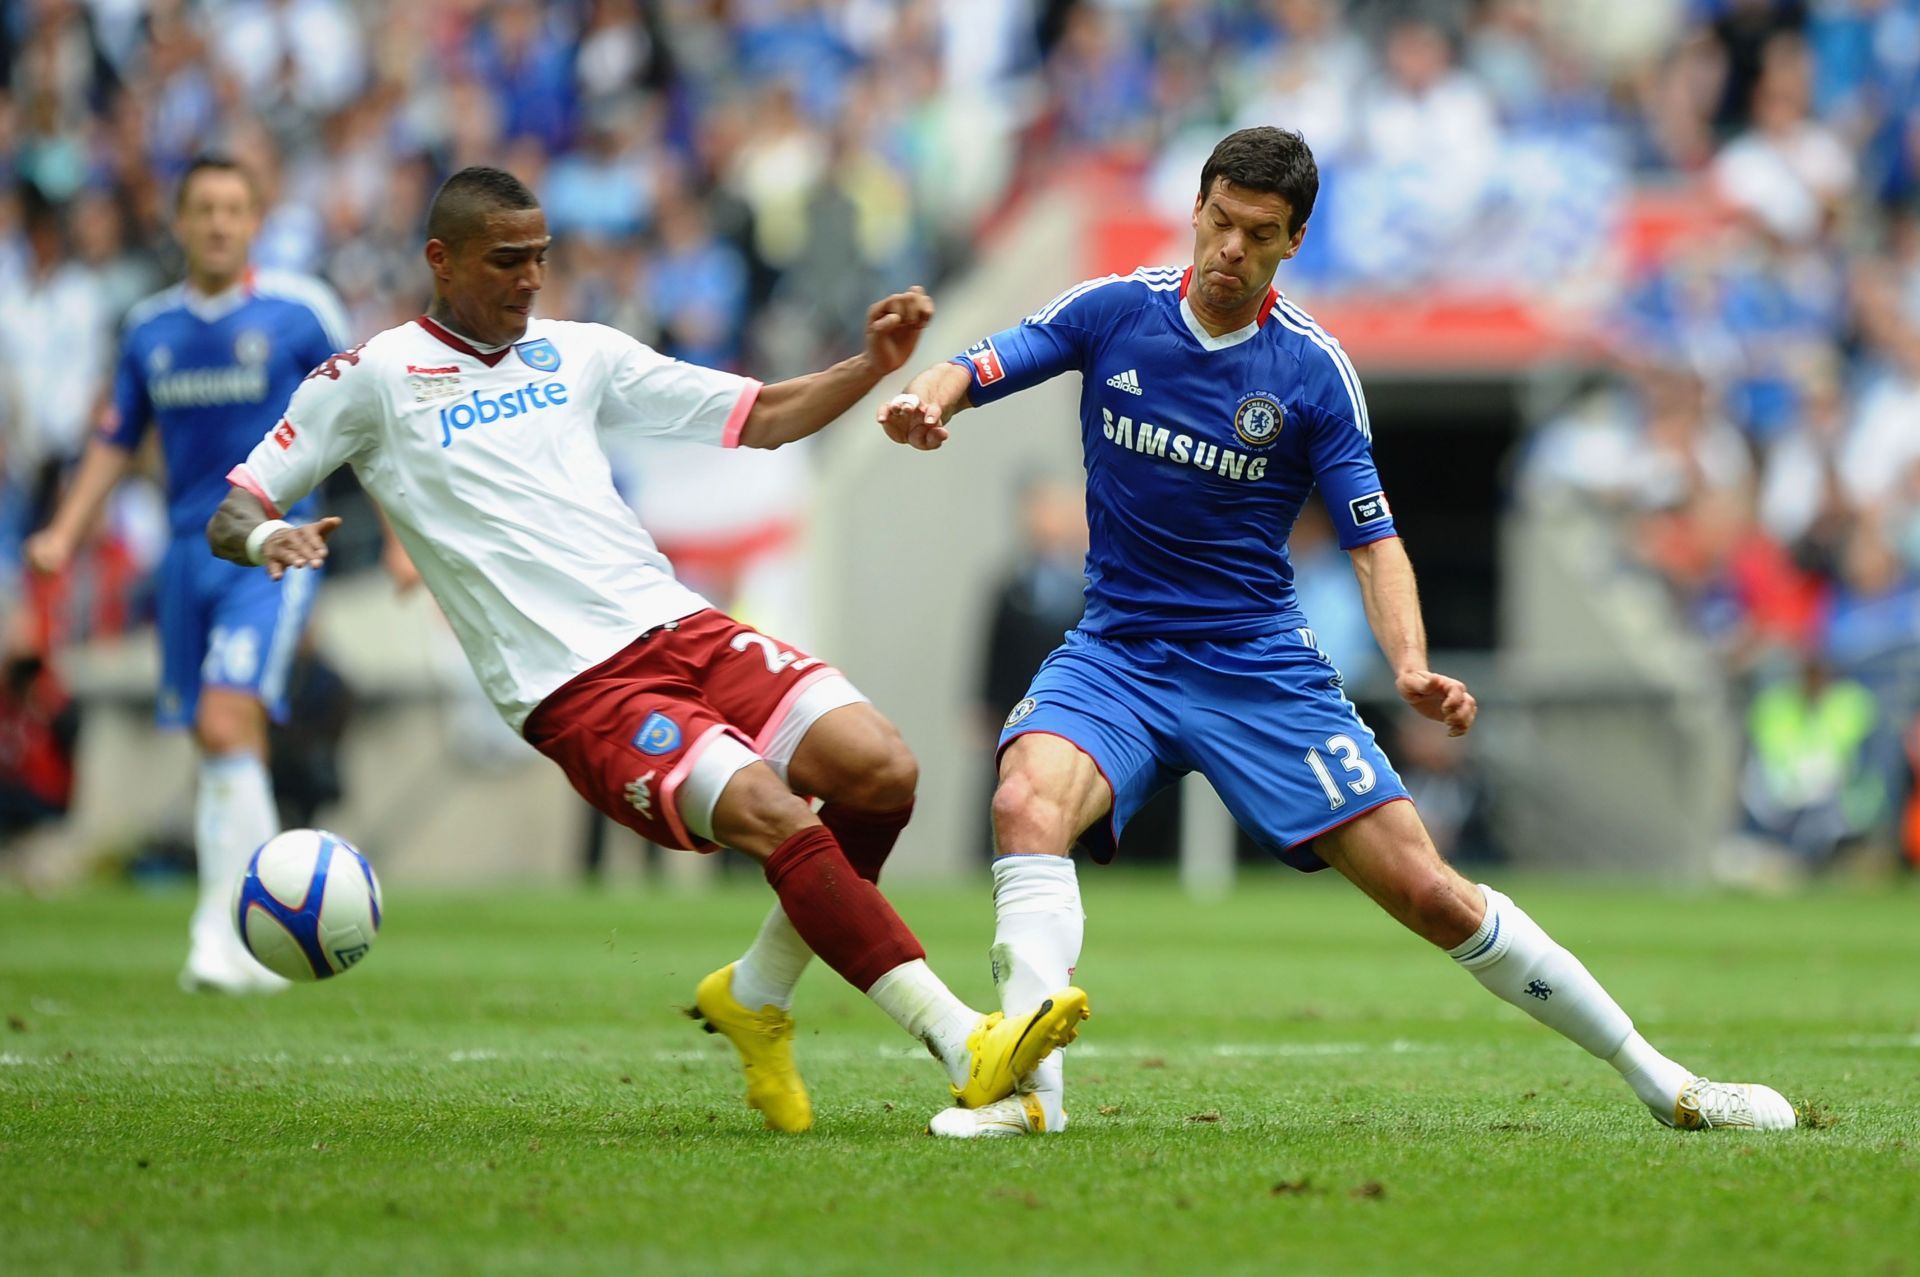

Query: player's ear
1281,220,1309,262
424,237,451,282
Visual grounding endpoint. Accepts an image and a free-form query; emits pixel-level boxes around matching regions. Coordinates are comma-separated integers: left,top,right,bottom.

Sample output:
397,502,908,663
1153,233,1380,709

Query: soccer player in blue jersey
27,157,353,993
882,127,1796,1136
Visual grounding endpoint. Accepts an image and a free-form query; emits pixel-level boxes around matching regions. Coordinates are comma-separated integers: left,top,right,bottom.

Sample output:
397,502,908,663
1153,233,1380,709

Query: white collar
1179,295,1262,352
182,276,251,322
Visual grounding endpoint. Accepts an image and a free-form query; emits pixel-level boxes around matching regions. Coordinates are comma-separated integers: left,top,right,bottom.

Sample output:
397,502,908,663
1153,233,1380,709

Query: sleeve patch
272,419,297,449
1349,491,1391,527
964,338,1006,387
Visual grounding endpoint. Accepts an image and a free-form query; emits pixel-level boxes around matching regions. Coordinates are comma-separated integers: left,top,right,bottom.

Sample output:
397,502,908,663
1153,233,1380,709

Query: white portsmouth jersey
228,315,761,730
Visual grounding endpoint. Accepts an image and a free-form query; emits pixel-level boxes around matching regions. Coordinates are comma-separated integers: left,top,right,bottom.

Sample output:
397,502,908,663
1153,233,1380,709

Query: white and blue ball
232,829,383,981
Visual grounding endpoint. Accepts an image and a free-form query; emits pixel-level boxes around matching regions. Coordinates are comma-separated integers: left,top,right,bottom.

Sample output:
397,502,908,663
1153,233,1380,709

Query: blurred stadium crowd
1,0,1916,867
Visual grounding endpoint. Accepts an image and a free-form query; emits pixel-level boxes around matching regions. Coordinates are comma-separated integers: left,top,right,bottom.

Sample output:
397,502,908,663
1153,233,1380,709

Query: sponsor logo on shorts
1349,491,1391,527
625,771,657,820
1233,393,1284,447
515,337,562,373
965,338,1005,386
1004,697,1037,728
634,712,682,755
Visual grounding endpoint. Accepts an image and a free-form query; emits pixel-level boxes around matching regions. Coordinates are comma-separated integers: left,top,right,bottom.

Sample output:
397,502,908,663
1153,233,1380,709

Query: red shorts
523,609,866,851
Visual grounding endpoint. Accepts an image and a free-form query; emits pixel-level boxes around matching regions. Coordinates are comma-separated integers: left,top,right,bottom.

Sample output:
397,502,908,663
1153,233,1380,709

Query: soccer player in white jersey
881,127,1796,1136
28,157,354,994
205,166,1087,1130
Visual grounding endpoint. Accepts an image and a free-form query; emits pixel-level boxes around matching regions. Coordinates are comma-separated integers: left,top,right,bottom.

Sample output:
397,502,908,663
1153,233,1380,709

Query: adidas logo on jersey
1106,369,1143,395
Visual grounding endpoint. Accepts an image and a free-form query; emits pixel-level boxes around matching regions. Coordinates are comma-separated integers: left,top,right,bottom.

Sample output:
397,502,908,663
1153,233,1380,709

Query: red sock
819,800,913,883
762,824,924,992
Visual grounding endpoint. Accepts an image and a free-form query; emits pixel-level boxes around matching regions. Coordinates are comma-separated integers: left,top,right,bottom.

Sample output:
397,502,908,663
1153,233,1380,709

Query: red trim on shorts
1286,794,1413,852
752,665,841,756
997,728,1122,858
414,315,510,367
225,465,282,519
721,379,763,449
659,722,736,848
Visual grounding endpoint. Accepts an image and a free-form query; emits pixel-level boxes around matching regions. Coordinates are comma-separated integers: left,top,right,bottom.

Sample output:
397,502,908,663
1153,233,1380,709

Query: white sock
730,907,813,1011
989,854,1083,1131
866,958,978,1088
194,752,279,946
1450,884,1692,1114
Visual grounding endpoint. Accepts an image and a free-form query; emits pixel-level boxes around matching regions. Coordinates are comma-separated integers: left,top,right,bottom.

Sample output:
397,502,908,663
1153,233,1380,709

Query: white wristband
245,519,293,566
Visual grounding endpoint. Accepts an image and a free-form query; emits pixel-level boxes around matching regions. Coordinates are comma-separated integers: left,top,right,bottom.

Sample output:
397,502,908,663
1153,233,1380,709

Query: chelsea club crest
1233,394,1284,447
515,337,562,373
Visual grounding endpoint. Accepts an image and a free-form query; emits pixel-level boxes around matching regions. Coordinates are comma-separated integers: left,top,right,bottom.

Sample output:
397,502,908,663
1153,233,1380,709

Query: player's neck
185,265,245,299
426,299,509,352
1185,289,1263,338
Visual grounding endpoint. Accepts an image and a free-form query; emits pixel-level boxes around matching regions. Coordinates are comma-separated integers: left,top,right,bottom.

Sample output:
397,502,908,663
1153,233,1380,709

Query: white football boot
179,906,289,994
1663,1078,1798,1130
928,1091,1060,1138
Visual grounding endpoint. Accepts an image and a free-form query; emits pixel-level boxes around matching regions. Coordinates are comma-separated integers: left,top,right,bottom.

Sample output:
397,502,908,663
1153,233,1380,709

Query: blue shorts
154,537,319,729
997,628,1410,871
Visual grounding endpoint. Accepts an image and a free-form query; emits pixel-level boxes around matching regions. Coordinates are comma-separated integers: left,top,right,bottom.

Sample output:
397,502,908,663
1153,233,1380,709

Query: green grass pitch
2,869,1915,1276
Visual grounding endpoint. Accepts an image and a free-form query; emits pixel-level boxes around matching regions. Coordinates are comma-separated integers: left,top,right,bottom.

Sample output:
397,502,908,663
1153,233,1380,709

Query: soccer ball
233,829,383,981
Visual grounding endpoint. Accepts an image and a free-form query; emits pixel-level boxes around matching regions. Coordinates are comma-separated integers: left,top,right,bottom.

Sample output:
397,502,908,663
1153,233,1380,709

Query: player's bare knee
790,707,917,811
991,770,1073,855
852,742,918,812
710,767,819,858
194,700,265,758
1404,870,1481,948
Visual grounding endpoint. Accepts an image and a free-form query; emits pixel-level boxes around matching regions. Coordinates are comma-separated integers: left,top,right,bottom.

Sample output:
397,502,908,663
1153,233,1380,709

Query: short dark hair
426,166,541,247
1197,127,1319,235
175,156,258,211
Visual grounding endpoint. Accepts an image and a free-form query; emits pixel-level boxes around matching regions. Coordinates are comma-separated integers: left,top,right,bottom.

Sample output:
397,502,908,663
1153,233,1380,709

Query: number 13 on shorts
1305,734,1377,810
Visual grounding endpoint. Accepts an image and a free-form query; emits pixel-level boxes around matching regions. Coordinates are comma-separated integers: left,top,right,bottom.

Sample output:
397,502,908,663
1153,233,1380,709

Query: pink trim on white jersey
660,723,742,849
752,665,840,755
225,464,283,518
721,379,764,449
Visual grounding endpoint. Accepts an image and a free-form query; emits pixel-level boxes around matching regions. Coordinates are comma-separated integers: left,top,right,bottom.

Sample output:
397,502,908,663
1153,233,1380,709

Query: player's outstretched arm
1349,536,1478,736
736,288,936,450
207,486,342,582
876,361,973,452
23,439,135,575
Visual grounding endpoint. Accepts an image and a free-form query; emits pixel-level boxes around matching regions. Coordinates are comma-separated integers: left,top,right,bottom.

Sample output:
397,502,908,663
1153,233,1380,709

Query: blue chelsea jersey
106,270,348,536
952,265,1397,639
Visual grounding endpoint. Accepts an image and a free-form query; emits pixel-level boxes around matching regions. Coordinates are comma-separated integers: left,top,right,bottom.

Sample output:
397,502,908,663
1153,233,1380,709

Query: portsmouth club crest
633,712,681,756
1233,393,1284,447
515,337,562,373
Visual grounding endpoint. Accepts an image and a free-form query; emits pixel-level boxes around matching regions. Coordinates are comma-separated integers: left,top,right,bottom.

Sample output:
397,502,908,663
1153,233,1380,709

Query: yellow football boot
952,987,1090,1110
691,963,813,1133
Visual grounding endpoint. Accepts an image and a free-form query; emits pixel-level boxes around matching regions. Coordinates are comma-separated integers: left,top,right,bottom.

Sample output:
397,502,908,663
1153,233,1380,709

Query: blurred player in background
27,158,352,995
207,166,1087,1130
885,126,1797,1137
